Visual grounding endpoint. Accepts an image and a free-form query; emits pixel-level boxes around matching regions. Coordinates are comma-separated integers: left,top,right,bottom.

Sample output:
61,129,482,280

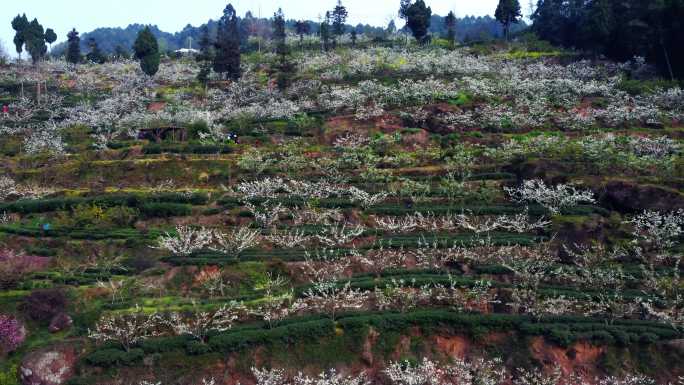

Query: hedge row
142,144,234,155
347,172,517,185
368,233,545,248
368,204,609,217
292,272,654,302
0,225,162,240
218,196,608,218
160,232,541,266
161,247,352,266
0,192,208,214
84,310,682,367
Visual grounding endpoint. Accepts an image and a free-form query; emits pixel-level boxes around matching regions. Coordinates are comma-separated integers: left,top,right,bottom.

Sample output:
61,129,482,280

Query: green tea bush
85,348,130,366
83,309,682,368
0,193,208,214
143,143,234,154
140,335,192,353
139,203,192,218
55,204,140,228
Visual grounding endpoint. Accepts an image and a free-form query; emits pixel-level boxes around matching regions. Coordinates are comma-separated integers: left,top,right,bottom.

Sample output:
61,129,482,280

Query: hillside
0,40,683,385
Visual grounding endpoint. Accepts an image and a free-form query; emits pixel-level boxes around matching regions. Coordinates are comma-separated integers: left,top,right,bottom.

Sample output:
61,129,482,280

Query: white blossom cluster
163,301,245,342
250,361,666,385
299,48,493,80
88,307,163,351
505,179,596,215
626,209,684,253
252,367,370,385
374,210,550,234
235,178,389,208
153,225,261,256
22,123,67,156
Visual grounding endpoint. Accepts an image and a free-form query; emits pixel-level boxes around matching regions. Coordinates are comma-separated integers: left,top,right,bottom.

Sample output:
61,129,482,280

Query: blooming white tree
446,357,507,385
334,133,370,149
301,248,352,282
152,226,215,256
626,209,684,254
252,367,370,385
212,227,262,255
505,179,596,215
267,229,313,248
0,176,19,201
23,122,67,156
347,187,390,209
251,297,294,329
164,302,244,343
245,201,287,229
374,279,433,313
316,223,365,247
294,279,369,320
384,358,446,385
512,366,562,385
237,178,287,199
88,307,163,351
598,375,657,385
62,88,146,149
291,204,344,226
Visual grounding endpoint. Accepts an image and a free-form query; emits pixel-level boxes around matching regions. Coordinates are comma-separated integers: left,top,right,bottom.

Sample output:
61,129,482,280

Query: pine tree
321,12,332,51
239,11,255,49
66,28,81,64
44,28,57,51
445,11,457,48
578,0,614,54
24,19,47,64
86,38,106,64
295,21,310,46
273,8,294,91
196,25,214,85
213,3,241,80
133,26,160,76
404,0,432,44
332,0,349,47
387,19,397,35
114,44,130,60
11,14,29,59
495,0,522,40
399,0,412,20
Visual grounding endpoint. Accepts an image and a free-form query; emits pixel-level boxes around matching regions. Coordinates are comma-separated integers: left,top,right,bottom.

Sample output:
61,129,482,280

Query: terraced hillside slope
1,45,683,385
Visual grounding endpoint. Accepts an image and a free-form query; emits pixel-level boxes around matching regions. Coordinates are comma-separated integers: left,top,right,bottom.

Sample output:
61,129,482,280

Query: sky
1,0,516,57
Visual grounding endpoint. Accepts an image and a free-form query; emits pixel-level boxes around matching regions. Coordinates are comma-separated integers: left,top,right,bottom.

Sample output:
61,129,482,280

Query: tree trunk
660,35,674,81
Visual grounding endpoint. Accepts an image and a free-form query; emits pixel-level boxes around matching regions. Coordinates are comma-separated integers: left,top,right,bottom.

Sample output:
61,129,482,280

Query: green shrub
618,78,680,96
0,193,208,214
85,348,129,366
103,206,140,227
120,348,145,365
612,330,632,346
186,340,211,355
546,328,573,347
143,143,233,155
589,330,615,345
139,203,192,218
140,335,191,353
639,333,659,344
83,310,682,368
